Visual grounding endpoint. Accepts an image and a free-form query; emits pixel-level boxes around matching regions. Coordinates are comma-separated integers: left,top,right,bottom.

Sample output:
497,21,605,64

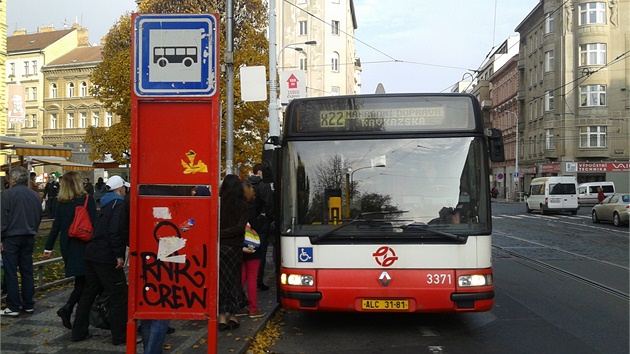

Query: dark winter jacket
85,192,126,264
1,184,42,238
247,175,275,222
45,194,97,277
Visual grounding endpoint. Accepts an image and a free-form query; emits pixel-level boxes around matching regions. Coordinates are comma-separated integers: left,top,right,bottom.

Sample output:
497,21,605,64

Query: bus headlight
458,274,492,287
281,273,314,286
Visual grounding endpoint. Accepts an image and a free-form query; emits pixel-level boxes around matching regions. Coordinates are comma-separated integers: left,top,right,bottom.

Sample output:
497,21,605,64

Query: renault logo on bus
379,271,392,287
372,246,398,267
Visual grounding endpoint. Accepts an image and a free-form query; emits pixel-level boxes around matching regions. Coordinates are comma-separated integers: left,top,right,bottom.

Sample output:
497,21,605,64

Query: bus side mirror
487,128,505,162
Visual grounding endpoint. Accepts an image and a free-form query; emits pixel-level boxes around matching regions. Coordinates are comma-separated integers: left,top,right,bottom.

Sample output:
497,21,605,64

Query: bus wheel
183,57,194,67
157,58,168,67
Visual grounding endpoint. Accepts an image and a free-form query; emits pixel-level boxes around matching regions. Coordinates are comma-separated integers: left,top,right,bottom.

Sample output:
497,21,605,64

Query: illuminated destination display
319,107,446,128
289,95,478,134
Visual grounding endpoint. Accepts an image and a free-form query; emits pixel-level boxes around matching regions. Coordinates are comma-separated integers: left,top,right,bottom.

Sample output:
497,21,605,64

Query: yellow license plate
361,299,409,310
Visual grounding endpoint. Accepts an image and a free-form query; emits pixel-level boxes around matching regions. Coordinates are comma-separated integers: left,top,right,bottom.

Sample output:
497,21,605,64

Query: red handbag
68,195,93,242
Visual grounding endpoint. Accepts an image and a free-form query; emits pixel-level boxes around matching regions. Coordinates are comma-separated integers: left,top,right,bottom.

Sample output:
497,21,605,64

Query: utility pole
268,0,279,139
225,0,235,175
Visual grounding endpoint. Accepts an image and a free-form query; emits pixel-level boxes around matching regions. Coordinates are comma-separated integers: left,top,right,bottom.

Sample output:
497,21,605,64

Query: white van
577,182,615,205
526,176,579,215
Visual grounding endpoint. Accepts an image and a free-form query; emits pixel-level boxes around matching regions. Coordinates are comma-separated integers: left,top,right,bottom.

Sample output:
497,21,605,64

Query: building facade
276,0,361,97
514,0,629,190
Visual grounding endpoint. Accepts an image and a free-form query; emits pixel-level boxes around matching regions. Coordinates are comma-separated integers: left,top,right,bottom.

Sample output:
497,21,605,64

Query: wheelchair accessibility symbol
298,247,313,263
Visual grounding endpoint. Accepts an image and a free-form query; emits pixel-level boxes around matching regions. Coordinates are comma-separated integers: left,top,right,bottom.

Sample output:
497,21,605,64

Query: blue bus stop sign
134,14,217,97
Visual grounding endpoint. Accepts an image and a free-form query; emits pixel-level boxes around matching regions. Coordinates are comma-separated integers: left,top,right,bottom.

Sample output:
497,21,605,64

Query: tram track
493,231,629,301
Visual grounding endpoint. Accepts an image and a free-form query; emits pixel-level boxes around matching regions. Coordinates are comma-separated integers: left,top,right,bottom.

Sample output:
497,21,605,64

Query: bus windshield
280,136,491,239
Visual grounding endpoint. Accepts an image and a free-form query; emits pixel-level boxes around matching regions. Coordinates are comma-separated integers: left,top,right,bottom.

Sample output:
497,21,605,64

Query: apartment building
514,0,629,189
276,0,361,97
40,45,117,166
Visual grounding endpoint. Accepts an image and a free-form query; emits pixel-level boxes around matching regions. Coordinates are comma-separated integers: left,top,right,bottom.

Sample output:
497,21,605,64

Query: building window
25,87,30,100
579,126,606,147
80,112,87,128
51,83,58,98
32,87,37,101
67,83,75,97
579,2,606,25
546,129,554,149
10,63,15,77
67,113,74,128
32,61,37,75
544,50,554,72
579,43,606,66
331,20,340,35
92,112,99,127
50,114,57,129
299,21,307,36
24,61,30,76
331,52,340,72
544,13,554,34
80,82,88,97
30,114,37,128
299,54,307,71
545,90,554,111
580,84,606,106
331,86,340,95
106,111,113,127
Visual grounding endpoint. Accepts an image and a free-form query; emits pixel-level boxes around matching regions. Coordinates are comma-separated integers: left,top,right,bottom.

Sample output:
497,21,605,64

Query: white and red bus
268,93,504,312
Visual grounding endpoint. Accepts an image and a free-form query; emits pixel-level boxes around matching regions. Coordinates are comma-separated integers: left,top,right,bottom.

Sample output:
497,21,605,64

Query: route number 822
320,111,345,127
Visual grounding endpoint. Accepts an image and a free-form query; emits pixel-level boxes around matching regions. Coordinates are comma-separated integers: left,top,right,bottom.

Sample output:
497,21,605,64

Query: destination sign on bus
289,95,478,134
319,107,446,128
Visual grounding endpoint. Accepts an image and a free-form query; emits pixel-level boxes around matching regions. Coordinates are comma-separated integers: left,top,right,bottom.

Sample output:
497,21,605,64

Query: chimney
12,29,27,36
39,25,55,33
77,27,90,47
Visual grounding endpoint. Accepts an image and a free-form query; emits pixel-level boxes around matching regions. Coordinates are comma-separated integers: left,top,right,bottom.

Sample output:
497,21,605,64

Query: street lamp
268,40,317,137
506,111,519,201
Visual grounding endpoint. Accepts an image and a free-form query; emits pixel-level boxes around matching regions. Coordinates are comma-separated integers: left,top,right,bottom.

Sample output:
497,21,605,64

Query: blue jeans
1,235,35,311
140,319,170,354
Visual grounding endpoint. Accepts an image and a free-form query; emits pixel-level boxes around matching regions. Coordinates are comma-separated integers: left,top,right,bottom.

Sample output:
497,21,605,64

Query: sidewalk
1,228,279,354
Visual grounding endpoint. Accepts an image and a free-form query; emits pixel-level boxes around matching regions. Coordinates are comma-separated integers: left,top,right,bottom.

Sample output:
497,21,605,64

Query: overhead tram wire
282,0,473,72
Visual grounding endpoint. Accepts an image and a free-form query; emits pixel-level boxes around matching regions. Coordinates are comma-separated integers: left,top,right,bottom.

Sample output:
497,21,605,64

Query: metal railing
1,256,73,301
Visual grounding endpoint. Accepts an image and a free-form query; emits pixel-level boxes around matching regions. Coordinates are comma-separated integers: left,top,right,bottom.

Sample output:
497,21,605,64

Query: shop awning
12,144,72,158
1,157,93,172
30,157,92,171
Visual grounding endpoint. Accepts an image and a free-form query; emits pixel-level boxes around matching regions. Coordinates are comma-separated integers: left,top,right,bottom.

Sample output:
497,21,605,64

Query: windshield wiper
400,223,467,243
310,210,409,244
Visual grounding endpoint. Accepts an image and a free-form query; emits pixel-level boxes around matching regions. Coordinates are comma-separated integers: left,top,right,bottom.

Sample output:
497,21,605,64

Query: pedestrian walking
43,171,97,329
0,167,42,316
43,174,60,218
71,175,129,345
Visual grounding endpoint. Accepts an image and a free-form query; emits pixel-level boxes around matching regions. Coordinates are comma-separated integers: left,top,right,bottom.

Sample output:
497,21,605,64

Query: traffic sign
514,172,519,178
134,14,217,97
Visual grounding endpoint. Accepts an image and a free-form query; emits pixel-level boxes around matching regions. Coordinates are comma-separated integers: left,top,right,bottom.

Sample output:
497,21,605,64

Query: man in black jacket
71,175,129,345
247,163,275,291
43,175,59,218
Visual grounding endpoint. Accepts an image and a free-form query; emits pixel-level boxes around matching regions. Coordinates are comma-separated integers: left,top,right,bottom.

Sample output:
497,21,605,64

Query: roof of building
45,46,104,67
7,29,76,53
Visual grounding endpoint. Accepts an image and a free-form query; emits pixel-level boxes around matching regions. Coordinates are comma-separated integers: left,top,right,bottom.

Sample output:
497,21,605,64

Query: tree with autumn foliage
86,0,269,174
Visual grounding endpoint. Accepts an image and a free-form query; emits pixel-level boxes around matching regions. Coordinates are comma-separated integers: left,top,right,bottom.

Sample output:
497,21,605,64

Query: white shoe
0,308,19,316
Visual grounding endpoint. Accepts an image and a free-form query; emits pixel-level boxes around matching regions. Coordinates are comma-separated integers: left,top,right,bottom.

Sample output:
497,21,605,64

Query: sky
7,0,541,93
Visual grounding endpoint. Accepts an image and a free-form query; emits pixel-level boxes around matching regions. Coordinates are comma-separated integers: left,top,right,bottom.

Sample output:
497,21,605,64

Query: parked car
578,181,615,205
591,194,630,227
